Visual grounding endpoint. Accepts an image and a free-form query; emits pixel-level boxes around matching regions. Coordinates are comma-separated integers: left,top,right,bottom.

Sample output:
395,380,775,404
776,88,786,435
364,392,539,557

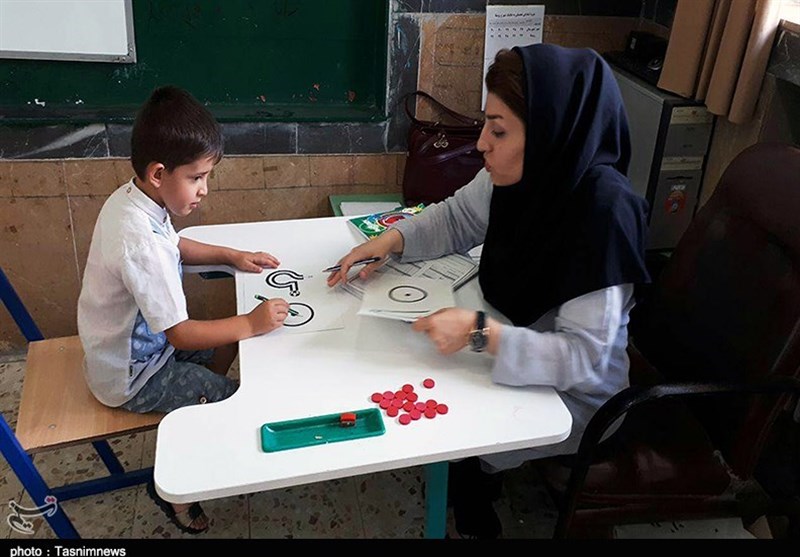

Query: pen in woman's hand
322,256,382,273
254,294,299,317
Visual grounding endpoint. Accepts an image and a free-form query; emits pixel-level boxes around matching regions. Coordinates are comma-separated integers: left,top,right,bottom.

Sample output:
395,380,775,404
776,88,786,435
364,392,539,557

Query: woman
327,44,650,538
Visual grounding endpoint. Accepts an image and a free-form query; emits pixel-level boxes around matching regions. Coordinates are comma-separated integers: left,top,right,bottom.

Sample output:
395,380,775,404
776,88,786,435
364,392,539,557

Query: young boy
77,85,289,534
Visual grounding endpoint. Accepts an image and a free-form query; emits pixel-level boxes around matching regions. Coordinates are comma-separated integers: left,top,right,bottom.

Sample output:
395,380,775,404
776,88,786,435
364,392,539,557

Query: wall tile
263,156,310,188
309,156,354,187
64,159,124,197
0,125,108,159
416,17,439,122
107,124,132,157
330,182,404,200
432,66,484,116
1,161,65,197
353,155,396,186
219,123,297,155
387,15,421,152
0,163,12,198
0,197,80,348
297,123,386,154
199,187,334,227
435,24,484,66
210,157,266,191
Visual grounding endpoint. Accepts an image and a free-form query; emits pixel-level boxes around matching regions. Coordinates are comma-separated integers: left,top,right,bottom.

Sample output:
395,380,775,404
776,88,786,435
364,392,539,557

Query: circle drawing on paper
388,285,428,304
284,303,314,327
265,269,304,297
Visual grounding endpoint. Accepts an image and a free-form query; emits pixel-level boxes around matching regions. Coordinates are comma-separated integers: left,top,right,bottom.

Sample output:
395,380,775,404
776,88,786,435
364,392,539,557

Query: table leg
424,461,448,538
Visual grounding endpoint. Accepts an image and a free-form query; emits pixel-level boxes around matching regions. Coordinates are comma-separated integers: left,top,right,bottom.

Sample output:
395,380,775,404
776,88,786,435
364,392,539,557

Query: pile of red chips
370,378,448,426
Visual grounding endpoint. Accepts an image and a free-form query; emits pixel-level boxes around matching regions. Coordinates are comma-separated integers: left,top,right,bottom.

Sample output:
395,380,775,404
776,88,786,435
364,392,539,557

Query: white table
154,216,572,538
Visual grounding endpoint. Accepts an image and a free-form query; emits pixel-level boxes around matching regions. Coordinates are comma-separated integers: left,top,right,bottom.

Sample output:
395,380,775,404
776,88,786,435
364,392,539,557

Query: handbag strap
404,90,482,127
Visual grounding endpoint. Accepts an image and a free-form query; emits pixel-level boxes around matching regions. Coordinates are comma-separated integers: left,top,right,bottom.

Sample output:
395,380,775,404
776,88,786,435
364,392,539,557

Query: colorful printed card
347,204,425,240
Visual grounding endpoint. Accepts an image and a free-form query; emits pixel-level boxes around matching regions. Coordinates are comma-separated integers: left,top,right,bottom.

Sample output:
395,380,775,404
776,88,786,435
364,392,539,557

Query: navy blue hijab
479,44,650,326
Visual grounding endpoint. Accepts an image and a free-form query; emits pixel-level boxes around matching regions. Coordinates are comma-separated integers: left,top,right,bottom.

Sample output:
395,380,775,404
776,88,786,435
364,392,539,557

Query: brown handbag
402,91,485,206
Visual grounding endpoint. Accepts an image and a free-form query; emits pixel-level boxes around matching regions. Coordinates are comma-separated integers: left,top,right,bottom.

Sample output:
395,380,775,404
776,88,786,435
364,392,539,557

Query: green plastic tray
261,408,385,452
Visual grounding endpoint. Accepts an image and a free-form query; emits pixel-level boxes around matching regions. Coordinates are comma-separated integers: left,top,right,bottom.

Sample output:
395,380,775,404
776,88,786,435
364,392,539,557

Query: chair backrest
633,142,800,478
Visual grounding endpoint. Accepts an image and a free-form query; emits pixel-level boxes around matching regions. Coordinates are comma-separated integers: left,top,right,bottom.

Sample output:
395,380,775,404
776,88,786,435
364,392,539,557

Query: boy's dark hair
485,49,526,122
130,85,223,180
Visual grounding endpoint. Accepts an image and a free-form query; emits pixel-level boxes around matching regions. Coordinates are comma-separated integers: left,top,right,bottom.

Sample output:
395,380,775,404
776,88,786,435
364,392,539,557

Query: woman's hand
229,250,280,273
411,307,476,355
326,229,405,287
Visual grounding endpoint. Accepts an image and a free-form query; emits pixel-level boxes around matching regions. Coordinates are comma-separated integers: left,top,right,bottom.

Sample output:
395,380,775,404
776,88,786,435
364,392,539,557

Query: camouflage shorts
121,349,239,413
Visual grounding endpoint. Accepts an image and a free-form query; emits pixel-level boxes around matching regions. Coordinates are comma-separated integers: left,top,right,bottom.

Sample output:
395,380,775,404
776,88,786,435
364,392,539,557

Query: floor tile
356,466,426,538
248,478,362,538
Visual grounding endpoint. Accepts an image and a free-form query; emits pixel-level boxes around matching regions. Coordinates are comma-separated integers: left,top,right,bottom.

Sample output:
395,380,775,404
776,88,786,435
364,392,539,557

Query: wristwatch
468,311,490,352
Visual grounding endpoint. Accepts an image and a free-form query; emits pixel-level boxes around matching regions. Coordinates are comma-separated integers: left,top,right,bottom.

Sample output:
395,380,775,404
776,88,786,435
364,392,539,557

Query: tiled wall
0,154,405,352
1,2,649,352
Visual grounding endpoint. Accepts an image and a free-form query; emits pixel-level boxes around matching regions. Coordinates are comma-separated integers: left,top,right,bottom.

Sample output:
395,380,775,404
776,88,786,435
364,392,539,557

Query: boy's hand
231,250,280,273
249,297,290,335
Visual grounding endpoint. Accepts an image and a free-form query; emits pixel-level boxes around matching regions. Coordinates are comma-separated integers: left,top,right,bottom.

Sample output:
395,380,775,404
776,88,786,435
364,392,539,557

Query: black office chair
536,142,800,538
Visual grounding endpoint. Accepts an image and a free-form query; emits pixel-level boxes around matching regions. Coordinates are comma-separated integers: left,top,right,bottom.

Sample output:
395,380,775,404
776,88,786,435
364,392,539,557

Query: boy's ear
146,162,166,188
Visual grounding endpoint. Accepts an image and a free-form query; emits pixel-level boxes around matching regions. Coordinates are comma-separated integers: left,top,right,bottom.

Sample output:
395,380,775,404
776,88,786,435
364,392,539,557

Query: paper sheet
482,4,545,107
358,275,456,322
240,269,348,334
342,253,478,300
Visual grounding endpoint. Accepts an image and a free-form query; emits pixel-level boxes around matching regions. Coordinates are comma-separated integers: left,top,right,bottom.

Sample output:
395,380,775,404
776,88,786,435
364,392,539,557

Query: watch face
470,330,487,352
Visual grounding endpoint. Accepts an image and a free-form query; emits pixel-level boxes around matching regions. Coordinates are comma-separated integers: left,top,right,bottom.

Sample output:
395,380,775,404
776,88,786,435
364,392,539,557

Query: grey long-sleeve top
391,169,635,467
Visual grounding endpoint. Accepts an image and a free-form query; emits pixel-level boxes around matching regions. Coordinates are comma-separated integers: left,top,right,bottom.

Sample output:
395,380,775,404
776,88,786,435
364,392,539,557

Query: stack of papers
358,275,455,322
342,253,478,300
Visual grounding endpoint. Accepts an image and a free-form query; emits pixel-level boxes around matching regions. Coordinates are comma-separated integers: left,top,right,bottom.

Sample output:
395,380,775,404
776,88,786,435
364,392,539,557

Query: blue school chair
0,267,163,538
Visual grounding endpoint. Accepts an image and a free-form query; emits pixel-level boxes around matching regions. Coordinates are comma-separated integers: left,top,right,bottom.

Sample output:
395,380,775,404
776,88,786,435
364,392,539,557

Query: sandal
146,480,210,535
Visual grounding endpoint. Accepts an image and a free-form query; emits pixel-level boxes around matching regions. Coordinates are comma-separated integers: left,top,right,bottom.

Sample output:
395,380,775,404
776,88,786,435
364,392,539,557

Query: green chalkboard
0,1,389,124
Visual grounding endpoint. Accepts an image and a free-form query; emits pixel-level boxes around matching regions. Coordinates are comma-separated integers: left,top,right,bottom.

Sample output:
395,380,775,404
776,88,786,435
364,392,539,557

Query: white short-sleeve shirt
77,180,189,407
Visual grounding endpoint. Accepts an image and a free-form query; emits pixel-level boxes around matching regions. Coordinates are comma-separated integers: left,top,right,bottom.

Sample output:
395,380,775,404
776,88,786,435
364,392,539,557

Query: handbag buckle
433,134,449,149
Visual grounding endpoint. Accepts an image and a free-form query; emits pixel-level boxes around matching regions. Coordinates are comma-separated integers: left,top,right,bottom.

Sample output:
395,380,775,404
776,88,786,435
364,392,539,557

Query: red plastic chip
391,398,404,408
424,407,437,419
371,392,383,403
383,390,395,399
340,412,357,427
403,401,414,412
406,392,419,402
387,406,399,417
402,384,414,393
379,398,391,409
423,378,435,388
425,399,437,408
410,409,422,420
415,402,426,412
436,403,449,415
399,414,412,425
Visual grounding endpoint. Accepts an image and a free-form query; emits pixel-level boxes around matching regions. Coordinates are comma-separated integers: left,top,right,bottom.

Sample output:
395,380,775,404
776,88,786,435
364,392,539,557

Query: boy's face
154,156,216,217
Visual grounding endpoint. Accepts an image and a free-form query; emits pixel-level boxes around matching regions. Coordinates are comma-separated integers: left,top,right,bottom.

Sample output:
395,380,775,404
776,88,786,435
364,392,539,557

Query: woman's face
477,92,525,186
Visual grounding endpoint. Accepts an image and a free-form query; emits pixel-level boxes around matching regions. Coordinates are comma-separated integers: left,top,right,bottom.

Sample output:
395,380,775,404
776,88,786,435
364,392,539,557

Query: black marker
254,294,299,317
